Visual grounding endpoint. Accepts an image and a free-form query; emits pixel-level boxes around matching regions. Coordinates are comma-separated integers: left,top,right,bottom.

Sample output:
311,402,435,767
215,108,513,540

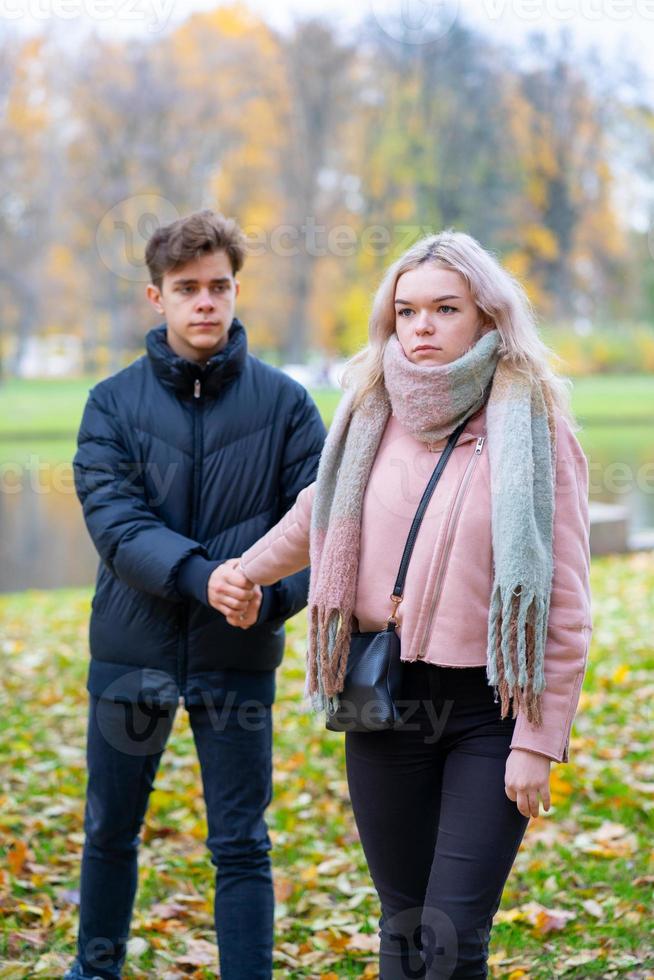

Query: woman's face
394,263,490,365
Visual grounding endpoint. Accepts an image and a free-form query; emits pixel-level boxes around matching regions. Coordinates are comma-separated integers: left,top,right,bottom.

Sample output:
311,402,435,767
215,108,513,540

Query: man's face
146,250,240,363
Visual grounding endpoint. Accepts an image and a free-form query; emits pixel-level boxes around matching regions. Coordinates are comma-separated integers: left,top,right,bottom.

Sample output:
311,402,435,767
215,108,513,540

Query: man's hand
505,748,552,818
208,559,261,626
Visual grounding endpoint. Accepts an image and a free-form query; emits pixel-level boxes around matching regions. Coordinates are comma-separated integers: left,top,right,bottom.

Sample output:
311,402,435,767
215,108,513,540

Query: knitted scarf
307,328,557,726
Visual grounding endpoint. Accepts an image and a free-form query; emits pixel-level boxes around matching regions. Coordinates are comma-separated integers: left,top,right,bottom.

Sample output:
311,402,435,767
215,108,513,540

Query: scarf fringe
306,603,355,709
486,583,547,726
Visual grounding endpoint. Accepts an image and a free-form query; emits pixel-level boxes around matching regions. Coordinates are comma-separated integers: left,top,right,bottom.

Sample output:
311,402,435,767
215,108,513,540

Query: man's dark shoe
63,965,106,980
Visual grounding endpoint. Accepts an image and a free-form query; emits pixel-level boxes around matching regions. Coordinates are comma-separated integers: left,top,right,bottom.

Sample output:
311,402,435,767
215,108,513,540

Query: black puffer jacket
73,319,326,706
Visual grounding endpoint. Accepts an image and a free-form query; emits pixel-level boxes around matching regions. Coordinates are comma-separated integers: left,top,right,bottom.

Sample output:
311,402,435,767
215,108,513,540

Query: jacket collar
423,400,487,451
146,318,248,398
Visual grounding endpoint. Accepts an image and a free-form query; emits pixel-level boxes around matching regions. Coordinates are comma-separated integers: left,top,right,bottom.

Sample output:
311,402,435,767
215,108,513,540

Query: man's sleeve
257,384,326,625
73,386,210,602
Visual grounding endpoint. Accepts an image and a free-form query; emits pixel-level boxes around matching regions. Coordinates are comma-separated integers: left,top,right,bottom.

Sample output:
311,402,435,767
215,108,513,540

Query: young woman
217,231,592,979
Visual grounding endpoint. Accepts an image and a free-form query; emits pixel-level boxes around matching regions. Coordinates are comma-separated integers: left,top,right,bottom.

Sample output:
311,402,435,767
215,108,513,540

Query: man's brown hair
145,209,247,288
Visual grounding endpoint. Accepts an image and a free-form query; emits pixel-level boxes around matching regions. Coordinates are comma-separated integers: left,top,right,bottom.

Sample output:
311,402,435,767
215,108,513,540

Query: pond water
0,424,652,593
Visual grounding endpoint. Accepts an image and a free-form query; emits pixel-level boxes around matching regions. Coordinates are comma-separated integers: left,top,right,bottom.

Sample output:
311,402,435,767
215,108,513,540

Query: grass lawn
0,379,97,438
571,375,654,422
0,552,652,978
0,373,652,470
0,373,653,437
0,379,342,467
0,379,342,438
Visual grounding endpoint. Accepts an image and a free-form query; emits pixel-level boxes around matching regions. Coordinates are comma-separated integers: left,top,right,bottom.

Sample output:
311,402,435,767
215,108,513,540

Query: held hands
207,559,262,629
505,749,552,818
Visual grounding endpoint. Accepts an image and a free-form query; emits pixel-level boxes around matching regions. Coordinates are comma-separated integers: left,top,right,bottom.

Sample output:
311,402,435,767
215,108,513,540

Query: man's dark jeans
70,690,274,980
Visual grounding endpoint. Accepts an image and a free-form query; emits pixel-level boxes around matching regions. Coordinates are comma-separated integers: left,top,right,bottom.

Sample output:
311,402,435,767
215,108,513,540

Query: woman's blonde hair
342,229,575,427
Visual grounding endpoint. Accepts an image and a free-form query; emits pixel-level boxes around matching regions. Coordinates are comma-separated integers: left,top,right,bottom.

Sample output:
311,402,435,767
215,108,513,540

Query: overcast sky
3,0,652,47
3,0,652,94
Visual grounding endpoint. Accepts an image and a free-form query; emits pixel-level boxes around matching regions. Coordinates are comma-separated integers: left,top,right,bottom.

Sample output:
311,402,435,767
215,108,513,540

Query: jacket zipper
179,376,204,703
416,435,485,659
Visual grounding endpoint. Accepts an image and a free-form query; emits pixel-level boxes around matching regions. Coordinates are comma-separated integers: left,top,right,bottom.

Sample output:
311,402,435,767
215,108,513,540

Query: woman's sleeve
509,416,593,763
240,482,316,586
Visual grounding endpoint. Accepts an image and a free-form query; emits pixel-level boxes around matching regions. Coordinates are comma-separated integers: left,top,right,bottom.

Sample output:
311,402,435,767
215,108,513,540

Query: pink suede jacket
241,402,593,763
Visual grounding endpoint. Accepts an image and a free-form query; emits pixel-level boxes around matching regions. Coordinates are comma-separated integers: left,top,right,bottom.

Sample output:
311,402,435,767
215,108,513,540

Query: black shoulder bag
325,418,468,733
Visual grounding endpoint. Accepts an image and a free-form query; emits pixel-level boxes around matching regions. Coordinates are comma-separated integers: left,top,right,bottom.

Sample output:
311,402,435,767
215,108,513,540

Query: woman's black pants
344,661,530,980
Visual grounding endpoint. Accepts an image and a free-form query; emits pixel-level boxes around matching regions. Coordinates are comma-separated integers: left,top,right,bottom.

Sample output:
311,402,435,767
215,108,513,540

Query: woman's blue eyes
397,305,457,317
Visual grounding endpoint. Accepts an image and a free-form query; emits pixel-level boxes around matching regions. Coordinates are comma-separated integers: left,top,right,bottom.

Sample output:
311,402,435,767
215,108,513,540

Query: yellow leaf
300,865,318,886
493,907,524,924
316,930,350,953
7,840,28,876
549,768,574,804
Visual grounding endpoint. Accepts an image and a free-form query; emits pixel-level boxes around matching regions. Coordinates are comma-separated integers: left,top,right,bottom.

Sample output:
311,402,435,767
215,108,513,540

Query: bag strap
387,418,469,625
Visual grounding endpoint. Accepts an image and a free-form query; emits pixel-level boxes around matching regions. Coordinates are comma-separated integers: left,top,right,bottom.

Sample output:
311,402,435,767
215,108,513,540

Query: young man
66,210,326,980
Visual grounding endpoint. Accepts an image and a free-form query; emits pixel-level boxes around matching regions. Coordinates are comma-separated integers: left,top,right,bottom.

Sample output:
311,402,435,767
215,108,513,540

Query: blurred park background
0,0,653,977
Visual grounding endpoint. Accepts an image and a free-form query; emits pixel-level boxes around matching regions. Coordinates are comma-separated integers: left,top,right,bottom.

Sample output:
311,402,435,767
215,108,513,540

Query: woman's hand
225,588,263,629
505,748,552,818
208,558,261,625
